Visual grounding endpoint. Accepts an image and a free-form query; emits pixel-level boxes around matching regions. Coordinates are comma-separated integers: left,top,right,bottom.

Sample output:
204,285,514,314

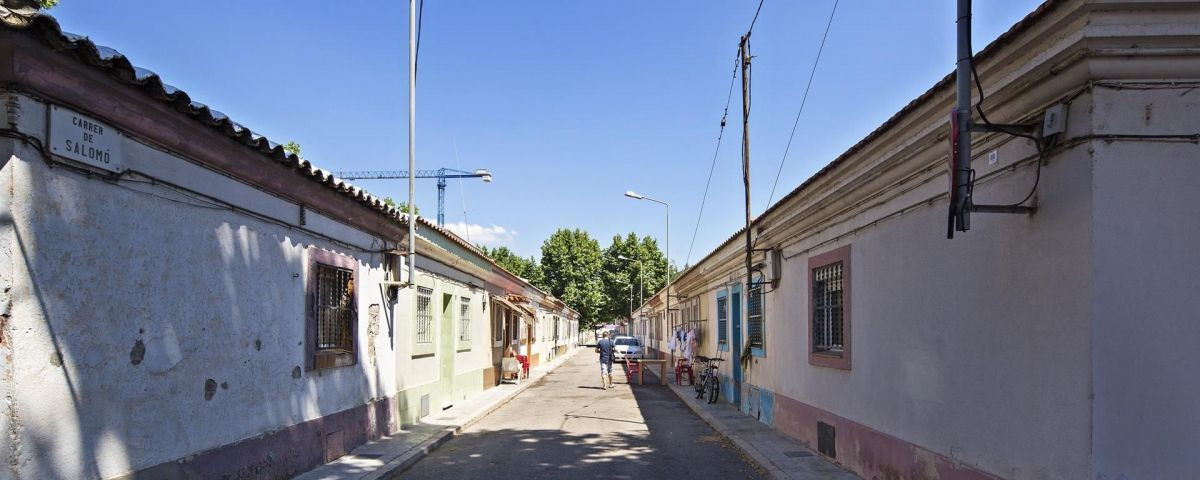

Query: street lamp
624,190,670,360
614,277,633,324
617,254,644,308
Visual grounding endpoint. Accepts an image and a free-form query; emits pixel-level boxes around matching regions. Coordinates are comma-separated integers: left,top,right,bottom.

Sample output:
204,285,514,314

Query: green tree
39,0,59,9
479,245,544,288
382,197,419,215
600,233,673,321
540,229,606,328
283,141,301,156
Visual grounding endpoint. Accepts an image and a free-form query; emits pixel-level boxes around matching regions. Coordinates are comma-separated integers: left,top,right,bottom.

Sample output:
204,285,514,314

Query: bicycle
693,356,725,404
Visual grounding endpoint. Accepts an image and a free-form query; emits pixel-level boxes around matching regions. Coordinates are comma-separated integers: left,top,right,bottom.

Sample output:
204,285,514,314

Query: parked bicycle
693,356,724,404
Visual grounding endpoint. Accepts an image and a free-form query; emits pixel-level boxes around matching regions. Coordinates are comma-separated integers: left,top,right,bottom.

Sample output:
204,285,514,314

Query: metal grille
747,286,764,347
812,262,844,354
717,297,728,344
554,315,560,340
459,296,471,342
416,287,433,344
315,264,354,352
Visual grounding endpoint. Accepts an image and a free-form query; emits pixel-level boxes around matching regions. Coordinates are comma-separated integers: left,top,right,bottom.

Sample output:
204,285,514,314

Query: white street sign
49,105,122,173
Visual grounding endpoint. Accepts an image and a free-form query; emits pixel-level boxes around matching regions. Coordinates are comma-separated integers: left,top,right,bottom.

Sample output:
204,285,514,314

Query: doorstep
661,375,860,480
294,347,582,480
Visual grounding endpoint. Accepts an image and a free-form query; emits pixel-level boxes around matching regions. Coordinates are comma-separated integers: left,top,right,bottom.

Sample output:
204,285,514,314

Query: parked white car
612,336,642,362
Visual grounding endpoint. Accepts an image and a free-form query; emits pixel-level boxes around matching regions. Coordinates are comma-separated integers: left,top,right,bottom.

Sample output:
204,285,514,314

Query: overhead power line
764,0,840,209
685,58,740,266
683,0,767,266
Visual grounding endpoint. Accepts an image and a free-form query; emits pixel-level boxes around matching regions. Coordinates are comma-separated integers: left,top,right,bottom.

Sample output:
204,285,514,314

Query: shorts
600,362,613,374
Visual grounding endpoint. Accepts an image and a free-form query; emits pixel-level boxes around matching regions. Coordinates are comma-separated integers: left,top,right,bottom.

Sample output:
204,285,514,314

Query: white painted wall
0,94,498,479
1089,86,1200,479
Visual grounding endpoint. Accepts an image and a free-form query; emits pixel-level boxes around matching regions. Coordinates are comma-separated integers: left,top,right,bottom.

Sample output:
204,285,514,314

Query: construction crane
334,168,493,226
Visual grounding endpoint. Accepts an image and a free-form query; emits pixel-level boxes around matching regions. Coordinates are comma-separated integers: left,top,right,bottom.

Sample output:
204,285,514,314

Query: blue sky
50,1,1043,265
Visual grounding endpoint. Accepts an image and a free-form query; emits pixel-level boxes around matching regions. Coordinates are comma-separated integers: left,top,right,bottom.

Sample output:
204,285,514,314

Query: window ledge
750,346,766,358
312,350,356,370
809,351,850,370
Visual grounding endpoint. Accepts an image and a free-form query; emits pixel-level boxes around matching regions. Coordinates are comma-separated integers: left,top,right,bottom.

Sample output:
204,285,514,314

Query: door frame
730,283,743,405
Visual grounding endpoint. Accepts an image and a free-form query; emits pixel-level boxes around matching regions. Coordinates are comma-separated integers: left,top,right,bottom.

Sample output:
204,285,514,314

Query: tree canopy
540,229,605,328
478,245,544,288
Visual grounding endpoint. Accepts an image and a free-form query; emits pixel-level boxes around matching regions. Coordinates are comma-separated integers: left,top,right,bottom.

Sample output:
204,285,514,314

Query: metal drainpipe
954,0,974,232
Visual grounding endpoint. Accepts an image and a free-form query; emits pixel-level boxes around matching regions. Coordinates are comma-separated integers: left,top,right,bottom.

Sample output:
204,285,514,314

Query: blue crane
334,168,493,226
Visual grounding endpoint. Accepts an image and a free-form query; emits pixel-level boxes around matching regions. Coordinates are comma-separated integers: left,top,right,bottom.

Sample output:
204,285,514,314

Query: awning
499,294,538,321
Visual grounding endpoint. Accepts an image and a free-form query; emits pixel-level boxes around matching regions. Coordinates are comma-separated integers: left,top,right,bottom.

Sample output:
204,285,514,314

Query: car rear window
615,338,638,346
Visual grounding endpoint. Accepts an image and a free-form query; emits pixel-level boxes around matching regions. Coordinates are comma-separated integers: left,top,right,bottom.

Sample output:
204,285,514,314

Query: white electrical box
1043,103,1067,136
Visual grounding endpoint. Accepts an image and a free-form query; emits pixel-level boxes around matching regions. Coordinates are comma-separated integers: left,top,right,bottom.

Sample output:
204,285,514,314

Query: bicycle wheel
707,373,720,404
695,373,706,399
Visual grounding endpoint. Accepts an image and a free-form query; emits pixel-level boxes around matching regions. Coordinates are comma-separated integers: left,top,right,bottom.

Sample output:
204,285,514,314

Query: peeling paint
130,339,145,365
48,352,61,367
367,304,379,366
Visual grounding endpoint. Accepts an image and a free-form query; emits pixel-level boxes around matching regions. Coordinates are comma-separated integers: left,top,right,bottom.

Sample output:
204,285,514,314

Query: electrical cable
968,56,1045,207
414,0,424,80
764,0,839,210
747,0,766,36
684,58,739,267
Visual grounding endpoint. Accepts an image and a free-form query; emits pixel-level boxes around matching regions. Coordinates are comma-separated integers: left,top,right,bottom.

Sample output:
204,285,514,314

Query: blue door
730,283,742,405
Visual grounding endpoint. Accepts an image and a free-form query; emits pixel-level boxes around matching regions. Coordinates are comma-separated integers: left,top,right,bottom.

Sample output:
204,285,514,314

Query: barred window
717,296,728,345
416,287,433,344
812,262,844,354
459,296,471,342
747,286,764,347
554,315,560,340
315,264,355,352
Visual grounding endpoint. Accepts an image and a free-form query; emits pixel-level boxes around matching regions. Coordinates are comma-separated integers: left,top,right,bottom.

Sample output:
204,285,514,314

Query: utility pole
739,34,754,305
406,0,417,286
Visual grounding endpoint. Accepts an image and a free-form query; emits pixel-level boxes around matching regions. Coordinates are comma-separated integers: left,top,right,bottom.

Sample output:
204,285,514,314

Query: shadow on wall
9,158,394,479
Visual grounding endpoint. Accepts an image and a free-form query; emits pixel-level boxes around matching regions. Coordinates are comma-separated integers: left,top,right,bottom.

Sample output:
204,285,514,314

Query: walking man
596,331,615,389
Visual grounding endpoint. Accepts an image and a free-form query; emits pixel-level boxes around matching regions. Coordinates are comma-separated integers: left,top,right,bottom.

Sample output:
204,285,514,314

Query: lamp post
624,190,669,360
615,277,633,324
617,254,643,311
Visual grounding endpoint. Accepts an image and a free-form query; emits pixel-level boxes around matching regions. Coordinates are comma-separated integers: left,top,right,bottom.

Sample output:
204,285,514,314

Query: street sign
49,105,122,173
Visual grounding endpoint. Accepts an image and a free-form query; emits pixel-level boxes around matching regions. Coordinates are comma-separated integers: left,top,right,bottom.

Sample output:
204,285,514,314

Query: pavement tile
293,349,582,480
660,374,861,480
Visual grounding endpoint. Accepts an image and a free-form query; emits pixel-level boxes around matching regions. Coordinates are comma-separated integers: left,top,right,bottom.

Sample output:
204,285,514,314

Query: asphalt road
400,351,765,479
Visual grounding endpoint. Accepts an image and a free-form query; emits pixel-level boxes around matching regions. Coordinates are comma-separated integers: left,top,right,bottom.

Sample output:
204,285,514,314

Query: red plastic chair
516,355,530,377
675,358,695,386
626,359,641,381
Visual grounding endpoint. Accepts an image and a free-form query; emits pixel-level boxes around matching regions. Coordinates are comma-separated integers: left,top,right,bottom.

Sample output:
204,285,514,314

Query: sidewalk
294,347,582,480
654,370,860,480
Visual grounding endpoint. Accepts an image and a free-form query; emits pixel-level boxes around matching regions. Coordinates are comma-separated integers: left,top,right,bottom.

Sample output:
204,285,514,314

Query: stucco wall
1089,85,1200,479
0,94,498,478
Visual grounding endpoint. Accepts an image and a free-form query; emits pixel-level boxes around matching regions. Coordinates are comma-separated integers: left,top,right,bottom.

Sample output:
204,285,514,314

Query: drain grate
783,451,813,458
352,454,383,459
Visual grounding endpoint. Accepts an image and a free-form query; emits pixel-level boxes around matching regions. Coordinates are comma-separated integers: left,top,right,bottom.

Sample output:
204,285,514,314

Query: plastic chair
675,358,694,386
626,359,641,382
516,355,530,377
500,357,522,385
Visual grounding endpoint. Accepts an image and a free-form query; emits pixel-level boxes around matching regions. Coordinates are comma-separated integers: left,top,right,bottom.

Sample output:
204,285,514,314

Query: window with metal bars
416,287,433,344
812,262,844,355
315,263,355,352
717,296,728,345
747,285,764,347
459,296,471,342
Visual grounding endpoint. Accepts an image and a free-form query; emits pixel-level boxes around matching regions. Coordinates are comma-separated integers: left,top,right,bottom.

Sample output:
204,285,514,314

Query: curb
663,380,789,480
368,347,583,479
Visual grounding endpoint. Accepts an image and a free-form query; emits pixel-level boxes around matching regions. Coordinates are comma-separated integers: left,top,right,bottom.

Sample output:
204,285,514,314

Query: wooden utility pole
739,34,753,301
